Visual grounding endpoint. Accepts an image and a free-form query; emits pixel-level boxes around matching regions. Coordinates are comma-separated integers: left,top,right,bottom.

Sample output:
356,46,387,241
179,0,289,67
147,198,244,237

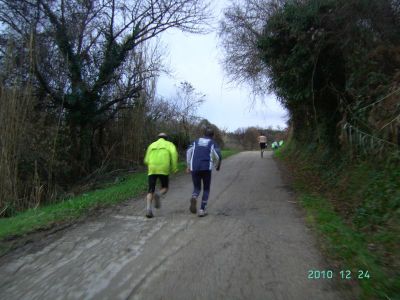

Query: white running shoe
198,209,207,217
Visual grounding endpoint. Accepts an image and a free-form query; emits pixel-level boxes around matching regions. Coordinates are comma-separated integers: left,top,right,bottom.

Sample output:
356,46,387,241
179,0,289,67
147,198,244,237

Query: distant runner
258,134,267,157
186,128,222,217
144,133,178,218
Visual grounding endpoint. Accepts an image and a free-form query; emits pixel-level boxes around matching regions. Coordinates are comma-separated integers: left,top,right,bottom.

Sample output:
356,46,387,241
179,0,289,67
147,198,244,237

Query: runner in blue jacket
186,128,222,217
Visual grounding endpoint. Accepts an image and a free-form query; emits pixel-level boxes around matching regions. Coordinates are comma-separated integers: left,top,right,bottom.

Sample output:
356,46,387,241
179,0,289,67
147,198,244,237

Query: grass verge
299,194,393,299
0,149,239,244
275,143,399,300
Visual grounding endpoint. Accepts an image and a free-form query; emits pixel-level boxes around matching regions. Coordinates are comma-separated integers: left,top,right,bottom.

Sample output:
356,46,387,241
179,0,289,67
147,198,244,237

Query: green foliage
221,149,240,159
255,0,400,148
277,141,400,299
264,2,400,294
353,163,400,229
300,194,395,299
0,172,148,240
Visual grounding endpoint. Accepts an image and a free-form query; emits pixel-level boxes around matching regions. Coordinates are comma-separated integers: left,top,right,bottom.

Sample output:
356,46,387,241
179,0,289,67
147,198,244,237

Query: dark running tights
191,170,212,210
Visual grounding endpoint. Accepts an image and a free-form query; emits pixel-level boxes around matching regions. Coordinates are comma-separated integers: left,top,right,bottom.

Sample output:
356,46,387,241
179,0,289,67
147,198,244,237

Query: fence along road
0,151,348,300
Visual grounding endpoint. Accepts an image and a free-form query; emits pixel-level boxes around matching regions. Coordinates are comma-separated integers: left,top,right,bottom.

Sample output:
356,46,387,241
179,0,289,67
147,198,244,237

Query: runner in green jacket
144,133,178,218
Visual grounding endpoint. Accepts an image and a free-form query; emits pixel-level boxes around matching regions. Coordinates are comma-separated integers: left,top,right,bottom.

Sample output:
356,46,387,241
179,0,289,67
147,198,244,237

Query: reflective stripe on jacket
186,137,222,171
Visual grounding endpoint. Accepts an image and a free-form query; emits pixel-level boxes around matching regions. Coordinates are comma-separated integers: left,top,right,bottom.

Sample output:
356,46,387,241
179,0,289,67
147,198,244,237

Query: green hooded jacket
144,138,178,175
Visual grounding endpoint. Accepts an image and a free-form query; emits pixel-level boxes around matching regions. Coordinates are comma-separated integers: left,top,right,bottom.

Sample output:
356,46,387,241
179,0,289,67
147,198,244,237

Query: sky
156,0,288,132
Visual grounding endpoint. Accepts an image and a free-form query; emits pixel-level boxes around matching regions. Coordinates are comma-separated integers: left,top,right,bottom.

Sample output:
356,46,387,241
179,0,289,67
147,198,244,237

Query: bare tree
0,0,212,173
218,0,282,94
172,81,205,140
173,81,205,118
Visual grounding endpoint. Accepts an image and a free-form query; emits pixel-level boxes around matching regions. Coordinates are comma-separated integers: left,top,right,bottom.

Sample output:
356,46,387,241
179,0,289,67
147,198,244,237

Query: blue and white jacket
186,137,222,171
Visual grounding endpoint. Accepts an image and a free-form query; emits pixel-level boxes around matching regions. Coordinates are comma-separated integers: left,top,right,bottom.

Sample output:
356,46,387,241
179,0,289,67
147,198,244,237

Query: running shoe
198,209,207,217
154,193,161,209
189,197,197,214
146,209,154,218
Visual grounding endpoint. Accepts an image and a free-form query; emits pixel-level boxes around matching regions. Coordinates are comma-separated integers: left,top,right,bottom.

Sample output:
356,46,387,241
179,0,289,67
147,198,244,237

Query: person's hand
216,165,220,171
186,167,190,174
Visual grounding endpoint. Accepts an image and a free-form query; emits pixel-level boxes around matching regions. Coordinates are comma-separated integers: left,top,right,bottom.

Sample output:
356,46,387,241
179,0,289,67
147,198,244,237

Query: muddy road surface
0,151,346,300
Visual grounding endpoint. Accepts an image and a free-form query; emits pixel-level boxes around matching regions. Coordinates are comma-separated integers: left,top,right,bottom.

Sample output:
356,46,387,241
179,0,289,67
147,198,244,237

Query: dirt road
0,151,346,300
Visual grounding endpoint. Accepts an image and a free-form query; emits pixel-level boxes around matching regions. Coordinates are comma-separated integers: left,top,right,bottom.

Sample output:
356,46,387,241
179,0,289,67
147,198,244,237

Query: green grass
275,142,400,299
0,172,148,240
221,148,240,158
300,194,395,299
0,149,240,242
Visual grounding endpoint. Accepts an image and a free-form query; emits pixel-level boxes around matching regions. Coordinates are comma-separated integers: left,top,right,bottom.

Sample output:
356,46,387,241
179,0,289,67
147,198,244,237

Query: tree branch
38,0,82,85
96,85,142,116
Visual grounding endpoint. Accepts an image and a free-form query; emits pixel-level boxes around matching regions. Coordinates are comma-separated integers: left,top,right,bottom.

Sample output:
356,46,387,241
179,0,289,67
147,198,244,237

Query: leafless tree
0,0,212,173
173,81,205,118
218,0,283,95
171,81,205,139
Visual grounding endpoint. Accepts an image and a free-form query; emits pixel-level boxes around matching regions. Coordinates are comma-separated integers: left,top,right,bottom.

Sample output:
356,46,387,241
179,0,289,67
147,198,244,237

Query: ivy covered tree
219,0,400,148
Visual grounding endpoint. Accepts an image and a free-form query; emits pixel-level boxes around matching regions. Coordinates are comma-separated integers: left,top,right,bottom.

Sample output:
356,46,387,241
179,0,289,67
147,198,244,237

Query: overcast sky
156,0,288,132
